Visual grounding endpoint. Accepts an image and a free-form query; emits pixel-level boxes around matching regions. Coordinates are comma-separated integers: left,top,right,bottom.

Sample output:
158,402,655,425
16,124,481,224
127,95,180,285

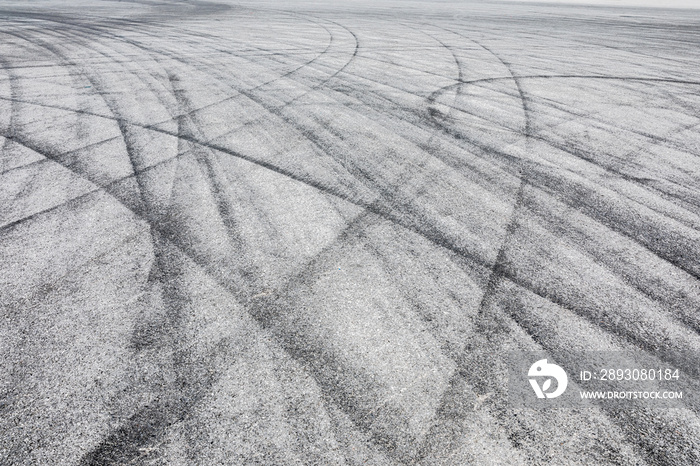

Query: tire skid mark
0,27,153,218
19,20,251,464
411,21,696,463
2,14,504,458
1,20,222,464
403,23,466,152
0,83,456,464
166,70,257,289
428,74,700,110
0,56,20,156
4,6,697,462
12,12,688,208
521,191,700,337
0,78,660,466
2,62,699,304
415,20,700,465
127,18,518,277
413,22,534,462
3,64,699,306
119,18,427,234
9,123,698,380
418,94,700,289
11,8,340,123
149,16,482,454
0,68,584,462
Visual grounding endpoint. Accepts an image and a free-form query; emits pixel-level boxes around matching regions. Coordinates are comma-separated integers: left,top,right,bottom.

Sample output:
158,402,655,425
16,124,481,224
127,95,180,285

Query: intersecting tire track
2,2,700,465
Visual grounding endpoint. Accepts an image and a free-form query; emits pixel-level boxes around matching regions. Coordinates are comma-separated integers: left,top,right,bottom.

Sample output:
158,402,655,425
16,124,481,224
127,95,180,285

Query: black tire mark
3,59,699,307
4,5,700,464
19,7,339,122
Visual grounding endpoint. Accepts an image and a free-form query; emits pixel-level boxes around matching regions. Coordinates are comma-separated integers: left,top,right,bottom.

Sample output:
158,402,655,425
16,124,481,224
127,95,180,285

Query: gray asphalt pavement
1,0,700,464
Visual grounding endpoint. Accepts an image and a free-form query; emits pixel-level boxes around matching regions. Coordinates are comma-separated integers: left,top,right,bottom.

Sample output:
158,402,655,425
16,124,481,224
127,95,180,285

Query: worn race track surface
1,0,699,464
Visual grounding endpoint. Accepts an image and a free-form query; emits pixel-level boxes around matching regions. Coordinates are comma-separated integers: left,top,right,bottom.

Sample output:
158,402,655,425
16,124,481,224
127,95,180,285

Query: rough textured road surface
1,0,700,464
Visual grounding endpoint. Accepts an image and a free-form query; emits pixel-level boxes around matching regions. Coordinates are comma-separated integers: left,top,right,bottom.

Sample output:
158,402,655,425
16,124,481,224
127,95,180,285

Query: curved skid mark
24,8,340,116
2,76,698,291
5,96,699,442
0,28,152,213
3,6,700,464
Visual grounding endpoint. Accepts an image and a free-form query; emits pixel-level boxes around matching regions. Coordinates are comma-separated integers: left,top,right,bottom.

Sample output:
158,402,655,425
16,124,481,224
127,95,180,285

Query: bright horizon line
496,0,700,9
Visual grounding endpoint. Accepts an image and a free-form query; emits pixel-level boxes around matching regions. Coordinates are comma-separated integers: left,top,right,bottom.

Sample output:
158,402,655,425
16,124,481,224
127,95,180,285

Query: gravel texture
1,0,699,464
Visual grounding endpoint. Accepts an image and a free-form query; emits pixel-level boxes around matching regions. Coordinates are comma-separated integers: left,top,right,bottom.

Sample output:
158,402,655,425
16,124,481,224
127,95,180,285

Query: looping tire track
2,2,700,465
1,20,700,346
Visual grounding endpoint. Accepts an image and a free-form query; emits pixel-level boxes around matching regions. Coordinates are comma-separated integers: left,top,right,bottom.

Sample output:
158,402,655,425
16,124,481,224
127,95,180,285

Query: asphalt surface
1,0,700,464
